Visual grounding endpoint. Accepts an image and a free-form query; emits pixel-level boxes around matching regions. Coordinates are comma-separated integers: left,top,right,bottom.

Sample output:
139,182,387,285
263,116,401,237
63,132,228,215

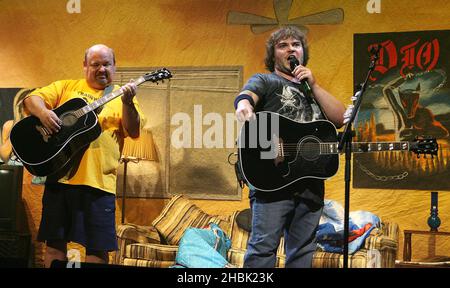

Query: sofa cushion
152,195,230,245
228,248,286,268
114,223,161,265
126,243,178,262
312,249,381,268
116,223,161,244
228,211,250,250
123,258,175,268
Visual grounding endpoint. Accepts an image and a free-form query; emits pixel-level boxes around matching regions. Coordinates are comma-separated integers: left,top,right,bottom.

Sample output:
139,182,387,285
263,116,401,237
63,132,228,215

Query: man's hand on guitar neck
120,80,138,106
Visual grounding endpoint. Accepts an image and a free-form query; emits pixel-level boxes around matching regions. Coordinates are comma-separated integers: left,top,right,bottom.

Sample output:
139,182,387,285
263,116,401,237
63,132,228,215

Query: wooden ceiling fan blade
274,0,293,23
291,25,309,34
250,24,279,34
227,11,278,25
289,8,344,25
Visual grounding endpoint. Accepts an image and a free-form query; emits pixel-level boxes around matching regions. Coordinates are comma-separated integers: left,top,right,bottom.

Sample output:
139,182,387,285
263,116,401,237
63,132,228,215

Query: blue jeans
244,191,323,268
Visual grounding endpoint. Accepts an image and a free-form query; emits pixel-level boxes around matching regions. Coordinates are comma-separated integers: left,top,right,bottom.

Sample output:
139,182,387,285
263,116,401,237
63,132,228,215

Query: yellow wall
1,0,450,266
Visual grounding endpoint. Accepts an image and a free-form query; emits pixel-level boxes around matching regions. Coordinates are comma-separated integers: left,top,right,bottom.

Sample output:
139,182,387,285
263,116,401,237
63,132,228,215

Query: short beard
275,63,293,76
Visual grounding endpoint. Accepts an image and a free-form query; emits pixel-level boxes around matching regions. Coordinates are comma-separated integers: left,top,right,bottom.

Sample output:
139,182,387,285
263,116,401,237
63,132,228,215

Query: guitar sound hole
298,137,320,161
60,112,78,127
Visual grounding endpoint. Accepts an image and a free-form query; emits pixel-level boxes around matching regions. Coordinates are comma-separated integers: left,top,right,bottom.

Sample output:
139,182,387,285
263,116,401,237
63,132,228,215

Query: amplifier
0,165,24,231
0,232,32,267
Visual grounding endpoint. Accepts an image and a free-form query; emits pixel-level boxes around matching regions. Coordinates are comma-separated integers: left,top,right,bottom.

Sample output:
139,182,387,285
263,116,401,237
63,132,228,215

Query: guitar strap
295,78,329,121
103,84,114,96
94,84,115,114
308,92,329,121
234,153,245,189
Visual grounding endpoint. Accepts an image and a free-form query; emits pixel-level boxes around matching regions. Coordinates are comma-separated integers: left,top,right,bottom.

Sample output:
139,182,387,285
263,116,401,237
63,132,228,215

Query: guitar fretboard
73,76,146,118
320,142,410,154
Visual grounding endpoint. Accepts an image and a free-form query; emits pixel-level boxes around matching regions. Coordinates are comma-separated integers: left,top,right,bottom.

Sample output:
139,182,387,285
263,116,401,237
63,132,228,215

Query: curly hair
264,26,309,72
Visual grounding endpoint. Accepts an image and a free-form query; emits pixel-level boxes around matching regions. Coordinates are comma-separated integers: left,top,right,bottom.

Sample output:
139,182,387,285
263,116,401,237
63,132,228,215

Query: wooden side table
403,229,450,261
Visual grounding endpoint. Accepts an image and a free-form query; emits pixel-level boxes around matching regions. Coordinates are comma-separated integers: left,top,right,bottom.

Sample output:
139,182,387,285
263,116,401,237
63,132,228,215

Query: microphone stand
338,46,380,268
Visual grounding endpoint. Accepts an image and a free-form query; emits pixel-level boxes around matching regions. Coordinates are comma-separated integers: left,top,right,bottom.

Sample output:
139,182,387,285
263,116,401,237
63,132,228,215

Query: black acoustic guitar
10,68,172,177
237,111,438,192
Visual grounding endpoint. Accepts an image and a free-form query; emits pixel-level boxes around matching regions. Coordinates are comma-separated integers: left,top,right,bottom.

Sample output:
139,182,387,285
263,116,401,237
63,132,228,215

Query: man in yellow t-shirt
22,44,145,267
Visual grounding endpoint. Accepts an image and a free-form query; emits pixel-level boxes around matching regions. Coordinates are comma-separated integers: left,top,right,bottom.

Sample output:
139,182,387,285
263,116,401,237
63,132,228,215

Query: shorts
37,183,118,252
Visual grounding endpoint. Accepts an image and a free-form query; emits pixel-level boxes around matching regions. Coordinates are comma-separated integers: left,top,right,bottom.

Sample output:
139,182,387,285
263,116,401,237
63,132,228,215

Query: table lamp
120,128,158,223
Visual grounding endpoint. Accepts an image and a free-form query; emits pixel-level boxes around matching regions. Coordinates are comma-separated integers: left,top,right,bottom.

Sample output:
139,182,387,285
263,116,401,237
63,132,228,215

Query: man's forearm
122,103,140,138
312,84,345,127
23,95,48,118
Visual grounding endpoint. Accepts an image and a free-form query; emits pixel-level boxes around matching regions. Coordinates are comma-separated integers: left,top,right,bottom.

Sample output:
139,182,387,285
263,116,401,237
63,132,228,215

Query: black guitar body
10,98,101,176
9,68,173,177
238,112,339,192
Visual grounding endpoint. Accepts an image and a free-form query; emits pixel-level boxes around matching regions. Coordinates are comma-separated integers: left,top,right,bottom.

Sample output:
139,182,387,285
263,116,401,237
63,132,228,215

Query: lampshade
121,128,158,162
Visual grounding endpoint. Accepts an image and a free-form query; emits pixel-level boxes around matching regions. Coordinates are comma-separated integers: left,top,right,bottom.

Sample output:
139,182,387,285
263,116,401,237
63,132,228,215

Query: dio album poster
353,30,450,190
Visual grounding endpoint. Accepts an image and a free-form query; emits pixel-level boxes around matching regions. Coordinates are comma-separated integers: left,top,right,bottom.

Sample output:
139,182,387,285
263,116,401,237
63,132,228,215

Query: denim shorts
37,183,118,252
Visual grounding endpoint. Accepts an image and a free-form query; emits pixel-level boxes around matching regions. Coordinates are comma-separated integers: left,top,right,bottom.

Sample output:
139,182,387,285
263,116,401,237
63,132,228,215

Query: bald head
83,44,116,90
84,44,116,65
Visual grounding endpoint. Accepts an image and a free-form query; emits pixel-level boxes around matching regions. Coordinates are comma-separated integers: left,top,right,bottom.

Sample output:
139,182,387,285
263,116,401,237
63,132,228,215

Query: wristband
234,94,255,109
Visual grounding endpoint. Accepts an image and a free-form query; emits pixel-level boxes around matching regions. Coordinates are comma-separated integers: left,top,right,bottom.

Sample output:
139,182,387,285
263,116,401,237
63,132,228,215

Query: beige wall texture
1,0,450,266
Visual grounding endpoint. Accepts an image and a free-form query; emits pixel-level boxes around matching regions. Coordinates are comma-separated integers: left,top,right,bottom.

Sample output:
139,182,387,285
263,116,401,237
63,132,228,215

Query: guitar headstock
143,68,172,83
410,136,439,158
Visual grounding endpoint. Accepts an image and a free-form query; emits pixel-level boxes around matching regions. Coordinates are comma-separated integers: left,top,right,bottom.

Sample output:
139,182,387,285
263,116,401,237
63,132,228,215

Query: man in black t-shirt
234,26,346,268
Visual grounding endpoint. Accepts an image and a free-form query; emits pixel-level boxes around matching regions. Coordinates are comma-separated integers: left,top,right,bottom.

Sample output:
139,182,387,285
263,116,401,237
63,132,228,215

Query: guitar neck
77,76,147,116
320,141,410,154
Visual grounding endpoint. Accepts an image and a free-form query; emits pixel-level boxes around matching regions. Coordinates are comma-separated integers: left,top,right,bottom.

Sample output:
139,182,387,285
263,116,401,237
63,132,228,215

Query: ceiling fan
227,0,344,34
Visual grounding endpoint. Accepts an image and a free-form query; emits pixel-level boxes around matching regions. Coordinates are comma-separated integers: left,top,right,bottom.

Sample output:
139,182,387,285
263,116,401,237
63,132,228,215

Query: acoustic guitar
10,68,172,177
237,111,438,192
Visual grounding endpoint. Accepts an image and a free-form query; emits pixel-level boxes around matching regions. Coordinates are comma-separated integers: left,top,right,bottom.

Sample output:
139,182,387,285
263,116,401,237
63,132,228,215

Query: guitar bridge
274,138,285,166
279,142,284,157
36,125,51,143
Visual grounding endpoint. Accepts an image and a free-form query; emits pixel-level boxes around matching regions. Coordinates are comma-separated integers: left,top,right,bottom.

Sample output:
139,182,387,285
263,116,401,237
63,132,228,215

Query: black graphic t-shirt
242,72,324,122
240,72,325,204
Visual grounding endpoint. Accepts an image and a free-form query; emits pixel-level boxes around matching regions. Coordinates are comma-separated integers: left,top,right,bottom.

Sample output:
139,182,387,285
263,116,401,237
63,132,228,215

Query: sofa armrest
363,222,399,250
362,222,399,268
113,223,161,265
124,243,178,267
381,222,399,242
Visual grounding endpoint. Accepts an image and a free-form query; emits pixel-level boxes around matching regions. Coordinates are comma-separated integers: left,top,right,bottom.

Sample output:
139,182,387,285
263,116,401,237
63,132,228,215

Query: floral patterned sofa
113,194,399,268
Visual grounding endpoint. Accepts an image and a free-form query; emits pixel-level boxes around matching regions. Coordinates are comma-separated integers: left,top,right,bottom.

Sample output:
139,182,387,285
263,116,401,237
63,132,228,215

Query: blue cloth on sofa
172,223,232,268
316,200,381,254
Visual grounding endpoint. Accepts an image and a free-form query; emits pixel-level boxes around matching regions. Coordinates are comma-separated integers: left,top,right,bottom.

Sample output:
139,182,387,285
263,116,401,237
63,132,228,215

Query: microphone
288,55,312,95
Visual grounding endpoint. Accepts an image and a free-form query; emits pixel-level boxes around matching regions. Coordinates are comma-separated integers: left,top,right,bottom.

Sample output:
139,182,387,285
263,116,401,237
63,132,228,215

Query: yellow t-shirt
28,79,145,194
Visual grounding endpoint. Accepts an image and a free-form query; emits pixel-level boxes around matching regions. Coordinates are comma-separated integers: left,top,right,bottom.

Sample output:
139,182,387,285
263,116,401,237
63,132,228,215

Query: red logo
369,38,440,81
